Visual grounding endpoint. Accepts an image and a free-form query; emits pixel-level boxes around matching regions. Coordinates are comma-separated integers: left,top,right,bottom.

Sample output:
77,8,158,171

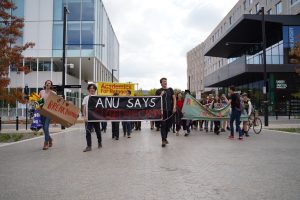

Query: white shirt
82,95,90,106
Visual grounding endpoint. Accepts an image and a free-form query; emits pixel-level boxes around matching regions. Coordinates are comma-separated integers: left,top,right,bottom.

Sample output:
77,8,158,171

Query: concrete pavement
0,122,300,200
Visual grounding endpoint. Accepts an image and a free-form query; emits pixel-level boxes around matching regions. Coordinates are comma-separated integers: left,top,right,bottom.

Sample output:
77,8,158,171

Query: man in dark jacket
156,78,176,147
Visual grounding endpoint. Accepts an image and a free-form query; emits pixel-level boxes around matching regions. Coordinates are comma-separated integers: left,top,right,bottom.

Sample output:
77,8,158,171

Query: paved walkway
0,123,300,200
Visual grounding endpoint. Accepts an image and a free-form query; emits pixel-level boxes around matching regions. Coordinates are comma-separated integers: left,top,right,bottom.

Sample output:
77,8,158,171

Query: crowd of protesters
37,77,253,151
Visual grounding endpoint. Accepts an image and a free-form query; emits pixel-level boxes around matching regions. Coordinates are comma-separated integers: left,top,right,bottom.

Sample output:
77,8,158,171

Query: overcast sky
102,0,239,90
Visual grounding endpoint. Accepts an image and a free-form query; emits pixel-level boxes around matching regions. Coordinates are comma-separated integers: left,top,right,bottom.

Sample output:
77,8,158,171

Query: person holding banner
111,92,120,140
82,84,102,152
39,80,56,150
122,90,132,138
156,78,176,147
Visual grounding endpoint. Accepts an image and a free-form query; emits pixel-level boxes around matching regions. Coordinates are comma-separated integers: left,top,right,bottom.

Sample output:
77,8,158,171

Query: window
67,22,80,49
267,9,272,14
291,0,300,5
12,0,24,18
229,16,232,25
256,3,260,13
249,9,253,14
276,2,282,14
82,0,94,20
52,23,63,50
243,1,247,10
68,0,81,21
81,22,94,49
249,0,253,4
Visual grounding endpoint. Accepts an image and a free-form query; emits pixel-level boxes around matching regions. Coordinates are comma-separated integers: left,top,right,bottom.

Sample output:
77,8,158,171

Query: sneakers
98,143,102,148
165,139,169,144
128,135,131,138
245,132,249,137
226,127,231,131
184,133,189,137
228,135,234,139
238,137,243,140
220,128,226,132
83,147,92,152
161,140,167,147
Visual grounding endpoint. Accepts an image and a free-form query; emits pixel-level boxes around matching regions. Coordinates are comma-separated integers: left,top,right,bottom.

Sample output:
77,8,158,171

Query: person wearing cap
242,93,252,137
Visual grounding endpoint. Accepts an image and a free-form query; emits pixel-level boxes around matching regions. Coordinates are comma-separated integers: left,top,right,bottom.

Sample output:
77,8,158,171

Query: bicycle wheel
253,117,262,134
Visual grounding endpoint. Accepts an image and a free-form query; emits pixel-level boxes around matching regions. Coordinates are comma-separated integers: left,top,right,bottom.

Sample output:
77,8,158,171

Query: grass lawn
0,132,43,143
269,128,300,134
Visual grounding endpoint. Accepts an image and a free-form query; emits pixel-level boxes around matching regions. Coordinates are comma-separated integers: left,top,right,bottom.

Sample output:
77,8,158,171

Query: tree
0,0,34,104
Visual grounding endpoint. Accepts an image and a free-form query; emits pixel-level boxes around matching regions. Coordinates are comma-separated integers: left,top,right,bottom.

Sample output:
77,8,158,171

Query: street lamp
112,69,117,83
258,7,268,127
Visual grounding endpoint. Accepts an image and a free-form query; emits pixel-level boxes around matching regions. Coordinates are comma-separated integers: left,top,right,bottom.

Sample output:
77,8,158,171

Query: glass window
291,0,300,5
229,16,232,25
276,2,282,14
256,3,260,13
53,0,64,20
12,0,24,18
82,0,94,21
267,9,272,15
249,9,253,14
68,0,81,21
53,23,63,50
67,22,80,49
81,22,94,49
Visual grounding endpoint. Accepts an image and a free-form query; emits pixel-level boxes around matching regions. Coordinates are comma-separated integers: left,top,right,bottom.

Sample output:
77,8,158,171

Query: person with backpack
241,93,252,137
228,85,243,140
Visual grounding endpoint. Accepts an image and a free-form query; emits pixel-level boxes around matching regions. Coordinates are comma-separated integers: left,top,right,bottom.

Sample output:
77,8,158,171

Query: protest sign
97,82,135,96
87,96,162,121
39,92,80,127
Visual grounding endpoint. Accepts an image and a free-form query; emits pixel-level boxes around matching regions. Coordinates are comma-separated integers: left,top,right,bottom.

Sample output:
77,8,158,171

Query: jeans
161,111,172,140
182,119,191,133
41,116,50,142
204,120,213,130
230,108,243,137
122,122,131,135
85,122,101,147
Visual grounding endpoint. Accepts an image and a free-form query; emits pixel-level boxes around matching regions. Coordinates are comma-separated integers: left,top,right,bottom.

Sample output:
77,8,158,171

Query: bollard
0,117,2,132
16,116,19,131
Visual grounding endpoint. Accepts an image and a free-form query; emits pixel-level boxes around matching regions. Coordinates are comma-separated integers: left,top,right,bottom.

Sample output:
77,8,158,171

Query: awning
204,15,300,58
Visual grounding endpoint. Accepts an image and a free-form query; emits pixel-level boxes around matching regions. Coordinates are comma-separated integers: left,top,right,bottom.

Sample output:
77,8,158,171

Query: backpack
235,94,244,112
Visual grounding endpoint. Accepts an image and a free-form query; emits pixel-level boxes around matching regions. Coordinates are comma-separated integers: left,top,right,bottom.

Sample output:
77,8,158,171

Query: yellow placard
97,82,135,96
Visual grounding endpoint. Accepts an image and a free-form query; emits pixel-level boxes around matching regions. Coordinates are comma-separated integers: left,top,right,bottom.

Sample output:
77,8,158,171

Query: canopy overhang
204,15,300,58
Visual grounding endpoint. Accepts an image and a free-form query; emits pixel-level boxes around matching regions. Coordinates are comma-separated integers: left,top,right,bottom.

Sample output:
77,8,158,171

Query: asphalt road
0,123,300,200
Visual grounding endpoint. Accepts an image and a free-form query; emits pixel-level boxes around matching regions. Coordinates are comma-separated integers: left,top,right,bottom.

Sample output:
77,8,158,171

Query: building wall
187,0,300,93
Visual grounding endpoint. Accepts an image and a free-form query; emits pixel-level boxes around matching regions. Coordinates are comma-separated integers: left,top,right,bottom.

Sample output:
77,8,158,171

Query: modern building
187,0,300,114
3,0,119,118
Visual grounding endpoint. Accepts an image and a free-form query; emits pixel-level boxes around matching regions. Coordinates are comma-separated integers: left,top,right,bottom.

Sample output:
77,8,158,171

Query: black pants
86,122,101,147
214,121,221,133
161,111,172,141
112,122,120,139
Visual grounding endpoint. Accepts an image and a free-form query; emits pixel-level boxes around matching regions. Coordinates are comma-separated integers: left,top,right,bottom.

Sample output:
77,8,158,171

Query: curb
0,128,79,148
263,128,300,135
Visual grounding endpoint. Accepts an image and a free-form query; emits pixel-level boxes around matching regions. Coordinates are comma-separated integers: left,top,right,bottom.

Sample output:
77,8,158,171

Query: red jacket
177,99,184,111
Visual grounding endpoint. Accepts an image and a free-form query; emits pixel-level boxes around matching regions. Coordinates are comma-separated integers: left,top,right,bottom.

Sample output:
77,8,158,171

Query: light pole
112,69,117,83
62,6,69,99
258,7,268,126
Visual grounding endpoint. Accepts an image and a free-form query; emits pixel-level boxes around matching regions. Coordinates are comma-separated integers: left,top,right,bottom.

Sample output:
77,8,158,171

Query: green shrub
0,134,11,142
11,134,23,142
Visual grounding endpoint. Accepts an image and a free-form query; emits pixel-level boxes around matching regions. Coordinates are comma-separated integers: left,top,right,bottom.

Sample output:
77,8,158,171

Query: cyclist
242,93,252,137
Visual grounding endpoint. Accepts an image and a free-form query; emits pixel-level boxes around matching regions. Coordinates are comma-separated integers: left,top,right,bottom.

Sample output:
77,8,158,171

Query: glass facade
246,41,284,64
53,0,95,57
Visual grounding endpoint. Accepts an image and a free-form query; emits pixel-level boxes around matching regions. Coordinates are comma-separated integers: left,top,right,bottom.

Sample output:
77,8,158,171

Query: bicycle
246,113,262,134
